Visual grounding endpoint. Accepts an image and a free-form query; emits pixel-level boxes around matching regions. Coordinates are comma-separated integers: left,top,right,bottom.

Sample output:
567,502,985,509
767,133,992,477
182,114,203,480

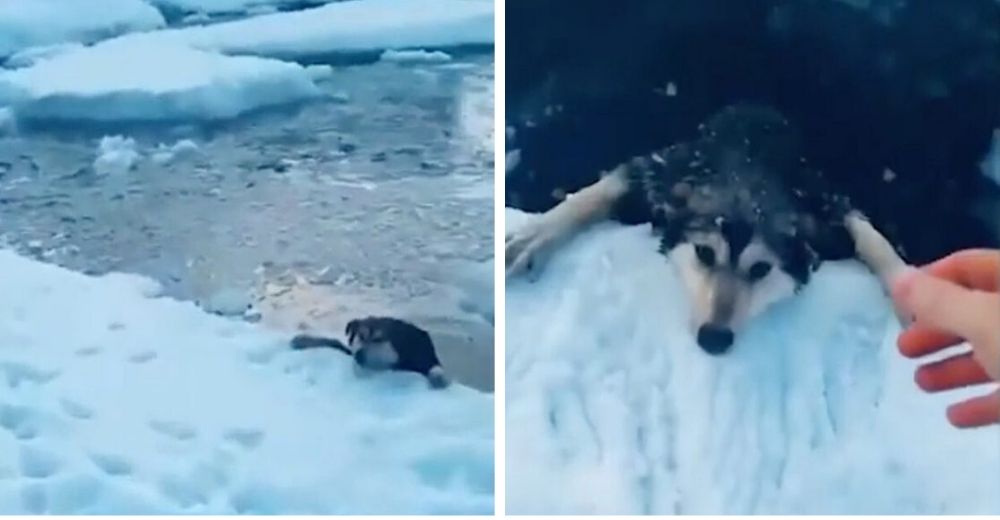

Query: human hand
890,249,1000,428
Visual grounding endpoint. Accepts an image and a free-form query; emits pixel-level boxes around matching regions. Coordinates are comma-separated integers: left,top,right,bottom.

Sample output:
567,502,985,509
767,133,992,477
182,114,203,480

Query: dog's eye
695,245,716,267
747,261,772,281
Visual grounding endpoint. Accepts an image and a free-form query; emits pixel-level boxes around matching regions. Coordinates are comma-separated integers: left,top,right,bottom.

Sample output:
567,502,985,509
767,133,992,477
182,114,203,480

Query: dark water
0,55,495,391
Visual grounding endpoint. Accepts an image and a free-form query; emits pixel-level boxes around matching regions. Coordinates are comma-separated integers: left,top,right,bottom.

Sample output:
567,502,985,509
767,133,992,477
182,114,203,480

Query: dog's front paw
505,213,568,278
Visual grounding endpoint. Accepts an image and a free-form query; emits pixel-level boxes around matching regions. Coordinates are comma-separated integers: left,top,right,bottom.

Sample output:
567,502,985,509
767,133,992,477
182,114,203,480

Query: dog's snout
696,324,734,355
353,349,367,366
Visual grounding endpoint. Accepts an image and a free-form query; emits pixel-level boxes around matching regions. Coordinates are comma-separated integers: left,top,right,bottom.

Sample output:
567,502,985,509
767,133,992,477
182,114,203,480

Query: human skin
891,249,1000,428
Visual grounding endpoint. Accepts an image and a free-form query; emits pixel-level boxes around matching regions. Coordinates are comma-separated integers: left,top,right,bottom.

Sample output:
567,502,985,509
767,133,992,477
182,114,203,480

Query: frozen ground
505,208,1000,515
0,250,492,514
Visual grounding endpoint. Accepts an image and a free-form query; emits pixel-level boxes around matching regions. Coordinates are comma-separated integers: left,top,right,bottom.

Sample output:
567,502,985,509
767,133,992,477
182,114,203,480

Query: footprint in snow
59,398,94,420
127,350,157,364
222,427,264,450
19,445,61,479
411,442,493,495
21,482,46,513
74,346,102,357
0,403,41,440
89,452,133,477
0,362,59,389
149,420,197,441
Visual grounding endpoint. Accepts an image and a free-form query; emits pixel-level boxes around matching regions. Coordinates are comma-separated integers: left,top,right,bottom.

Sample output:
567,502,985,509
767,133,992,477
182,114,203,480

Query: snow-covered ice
303,64,334,81
180,11,213,25
93,135,140,175
0,38,321,122
381,49,453,63
149,0,334,15
0,0,165,59
0,0,492,123
160,0,494,59
3,42,84,69
505,208,1000,515
0,250,493,514
150,139,199,165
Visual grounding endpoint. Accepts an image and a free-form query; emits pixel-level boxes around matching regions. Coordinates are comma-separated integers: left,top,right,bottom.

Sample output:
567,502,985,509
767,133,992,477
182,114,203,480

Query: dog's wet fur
505,0,1000,355
291,316,449,388
507,0,1000,262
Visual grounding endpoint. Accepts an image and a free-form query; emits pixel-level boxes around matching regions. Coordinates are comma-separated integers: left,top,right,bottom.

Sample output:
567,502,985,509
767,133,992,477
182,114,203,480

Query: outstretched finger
947,390,1000,428
922,249,1000,292
897,323,963,358
891,270,996,346
915,352,992,392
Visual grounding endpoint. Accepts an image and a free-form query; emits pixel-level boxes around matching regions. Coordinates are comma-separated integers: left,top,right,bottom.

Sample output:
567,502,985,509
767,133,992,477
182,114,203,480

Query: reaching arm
506,167,630,277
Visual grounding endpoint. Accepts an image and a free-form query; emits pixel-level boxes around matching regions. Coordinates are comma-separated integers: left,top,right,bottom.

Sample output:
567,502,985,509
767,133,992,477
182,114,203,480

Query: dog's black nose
697,325,734,355
354,349,367,366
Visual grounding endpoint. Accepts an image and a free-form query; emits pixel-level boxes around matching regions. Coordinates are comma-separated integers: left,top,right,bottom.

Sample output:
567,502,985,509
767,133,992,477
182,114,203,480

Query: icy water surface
0,55,494,390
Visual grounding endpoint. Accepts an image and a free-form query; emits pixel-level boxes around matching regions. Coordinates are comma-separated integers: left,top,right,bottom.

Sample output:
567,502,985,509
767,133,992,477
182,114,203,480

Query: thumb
892,269,995,346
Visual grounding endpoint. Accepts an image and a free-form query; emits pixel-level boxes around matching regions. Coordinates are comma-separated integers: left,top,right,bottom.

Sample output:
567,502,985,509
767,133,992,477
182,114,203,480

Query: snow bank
303,64,334,81
162,0,494,58
151,139,200,165
0,38,321,122
0,0,164,60
0,250,493,514
381,49,453,63
93,135,140,175
505,208,1000,515
149,0,332,15
3,43,85,69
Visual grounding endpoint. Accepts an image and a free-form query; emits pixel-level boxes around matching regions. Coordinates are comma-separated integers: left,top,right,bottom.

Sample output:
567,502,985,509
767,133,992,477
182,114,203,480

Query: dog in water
506,104,910,355
291,316,449,388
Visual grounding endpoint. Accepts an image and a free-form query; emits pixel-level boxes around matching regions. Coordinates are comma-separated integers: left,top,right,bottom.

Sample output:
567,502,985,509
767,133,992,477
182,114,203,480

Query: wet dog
291,316,449,388
507,0,1000,263
506,104,909,355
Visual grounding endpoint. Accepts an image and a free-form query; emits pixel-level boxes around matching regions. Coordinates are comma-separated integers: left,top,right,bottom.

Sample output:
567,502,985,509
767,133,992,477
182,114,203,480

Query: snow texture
150,139,199,165
0,0,165,59
0,250,493,514
3,43,84,69
505,208,1000,515
303,64,334,81
0,38,321,122
149,0,333,15
93,135,140,175
381,49,453,63
160,0,494,58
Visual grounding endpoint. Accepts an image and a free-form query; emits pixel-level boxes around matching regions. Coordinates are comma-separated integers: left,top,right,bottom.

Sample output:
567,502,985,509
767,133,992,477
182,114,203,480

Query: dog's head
651,104,858,355
660,210,817,355
345,317,399,370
